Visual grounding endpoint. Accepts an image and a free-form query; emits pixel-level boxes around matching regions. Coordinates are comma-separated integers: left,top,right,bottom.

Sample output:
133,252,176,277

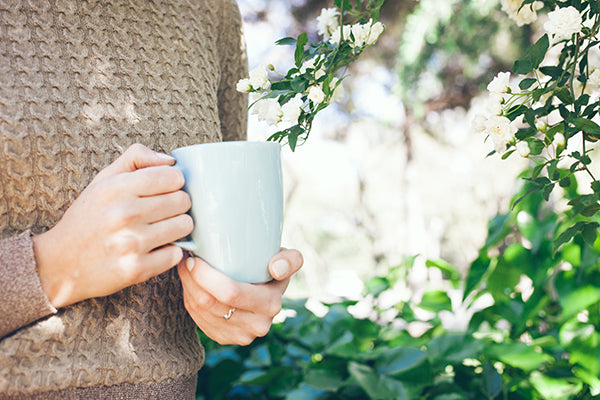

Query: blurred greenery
196,165,600,399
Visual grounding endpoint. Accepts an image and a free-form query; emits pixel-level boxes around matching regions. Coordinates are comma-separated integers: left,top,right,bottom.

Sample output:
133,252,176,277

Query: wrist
32,228,73,309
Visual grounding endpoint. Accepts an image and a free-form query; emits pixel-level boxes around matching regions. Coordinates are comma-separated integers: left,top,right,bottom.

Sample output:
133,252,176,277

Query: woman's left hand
177,248,303,345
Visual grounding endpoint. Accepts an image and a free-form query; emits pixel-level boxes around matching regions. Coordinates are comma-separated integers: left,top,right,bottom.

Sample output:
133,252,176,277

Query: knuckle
238,335,255,346
254,321,272,338
221,285,242,307
176,213,194,235
195,291,217,310
117,256,145,283
266,299,282,318
171,168,185,188
127,143,147,155
105,232,142,257
176,190,192,212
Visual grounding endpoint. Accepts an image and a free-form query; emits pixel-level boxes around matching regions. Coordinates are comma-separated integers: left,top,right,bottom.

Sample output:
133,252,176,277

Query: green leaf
294,32,308,67
487,342,551,372
529,34,549,69
285,383,327,400
375,347,427,376
529,372,583,400
464,255,491,300
483,362,502,399
276,37,297,46
555,87,574,104
334,0,352,11
539,66,563,79
426,259,461,285
582,222,598,244
560,285,600,321
303,368,346,391
554,221,586,253
572,117,600,136
519,78,537,90
419,290,452,313
348,362,408,399
513,59,533,75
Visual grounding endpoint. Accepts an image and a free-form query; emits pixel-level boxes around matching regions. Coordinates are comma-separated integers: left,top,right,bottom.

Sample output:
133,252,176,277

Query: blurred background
238,0,529,301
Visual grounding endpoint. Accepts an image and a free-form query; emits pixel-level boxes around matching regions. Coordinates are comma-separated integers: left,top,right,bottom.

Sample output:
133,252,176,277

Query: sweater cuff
0,230,57,338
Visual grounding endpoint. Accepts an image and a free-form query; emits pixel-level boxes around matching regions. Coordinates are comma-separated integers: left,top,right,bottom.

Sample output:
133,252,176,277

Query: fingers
137,190,192,224
178,260,274,345
115,166,185,197
97,143,176,179
269,248,304,280
133,244,185,284
184,257,283,318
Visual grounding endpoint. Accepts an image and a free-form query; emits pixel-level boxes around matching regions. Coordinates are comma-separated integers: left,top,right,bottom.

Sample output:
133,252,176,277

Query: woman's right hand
33,143,193,309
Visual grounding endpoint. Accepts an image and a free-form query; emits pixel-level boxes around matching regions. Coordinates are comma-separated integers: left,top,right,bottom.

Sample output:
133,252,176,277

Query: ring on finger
223,307,236,321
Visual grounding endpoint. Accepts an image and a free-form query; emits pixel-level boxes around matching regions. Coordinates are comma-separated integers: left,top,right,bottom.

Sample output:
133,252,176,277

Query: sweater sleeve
217,0,249,142
0,230,57,338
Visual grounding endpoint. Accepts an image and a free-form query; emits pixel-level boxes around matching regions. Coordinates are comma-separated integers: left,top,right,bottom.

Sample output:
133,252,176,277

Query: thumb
96,143,175,179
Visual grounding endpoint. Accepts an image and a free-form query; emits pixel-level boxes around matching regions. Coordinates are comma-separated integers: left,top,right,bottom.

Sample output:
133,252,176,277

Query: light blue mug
172,141,283,283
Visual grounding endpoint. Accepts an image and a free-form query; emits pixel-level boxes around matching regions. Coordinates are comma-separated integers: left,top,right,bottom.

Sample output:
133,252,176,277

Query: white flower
472,114,488,134
535,120,547,132
553,132,566,148
236,78,252,93
484,115,517,153
516,141,530,157
317,8,340,39
367,21,385,46
308,85,326,104
351,22,371,47
252,98,282,125
544,6,583,41
300,58,326,80
487,72,511,95
249,65,271,91
281,94,304,124
501,0,543,26
330,25,352,45
589,69,600,87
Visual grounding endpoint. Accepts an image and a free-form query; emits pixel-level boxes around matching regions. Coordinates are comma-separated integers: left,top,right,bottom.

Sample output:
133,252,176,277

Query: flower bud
553,132,566,148
535,120,547,133
516,141,530,158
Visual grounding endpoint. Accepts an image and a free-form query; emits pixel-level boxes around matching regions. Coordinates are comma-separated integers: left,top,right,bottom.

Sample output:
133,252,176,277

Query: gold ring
223,307,236,321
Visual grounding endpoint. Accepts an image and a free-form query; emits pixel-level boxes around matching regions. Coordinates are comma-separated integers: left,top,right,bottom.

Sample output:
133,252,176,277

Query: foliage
476,1,600,252
197,170,600,399
237,0,385,151
397,0,529,116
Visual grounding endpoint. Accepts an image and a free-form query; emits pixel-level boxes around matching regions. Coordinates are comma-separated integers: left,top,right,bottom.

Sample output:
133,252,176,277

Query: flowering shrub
475,0,600,251
237,0,385,151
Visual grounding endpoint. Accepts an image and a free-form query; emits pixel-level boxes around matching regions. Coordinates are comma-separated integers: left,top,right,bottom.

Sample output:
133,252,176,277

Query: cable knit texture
0,0,248,397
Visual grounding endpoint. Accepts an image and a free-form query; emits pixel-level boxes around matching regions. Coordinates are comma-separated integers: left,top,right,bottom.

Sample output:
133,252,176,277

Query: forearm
0,230,57,338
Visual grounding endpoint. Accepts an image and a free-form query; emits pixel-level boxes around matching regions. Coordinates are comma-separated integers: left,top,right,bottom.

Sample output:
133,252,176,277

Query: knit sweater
0,0,248,398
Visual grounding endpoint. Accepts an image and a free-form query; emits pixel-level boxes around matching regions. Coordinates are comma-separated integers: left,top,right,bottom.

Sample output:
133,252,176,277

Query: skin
33,143,303,346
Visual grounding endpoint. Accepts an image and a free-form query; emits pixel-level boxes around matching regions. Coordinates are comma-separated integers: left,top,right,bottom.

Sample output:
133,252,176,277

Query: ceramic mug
172,141,283,283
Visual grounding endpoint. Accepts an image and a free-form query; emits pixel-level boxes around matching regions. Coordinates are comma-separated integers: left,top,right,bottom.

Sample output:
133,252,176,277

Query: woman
0,0,303,398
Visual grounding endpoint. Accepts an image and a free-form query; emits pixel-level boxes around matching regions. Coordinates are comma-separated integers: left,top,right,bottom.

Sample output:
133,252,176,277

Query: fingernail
155,152,175,161
271,259,290,280
186,257,195,272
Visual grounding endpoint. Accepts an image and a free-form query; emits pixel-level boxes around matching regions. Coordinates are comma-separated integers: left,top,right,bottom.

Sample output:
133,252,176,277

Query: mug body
172,141,283,283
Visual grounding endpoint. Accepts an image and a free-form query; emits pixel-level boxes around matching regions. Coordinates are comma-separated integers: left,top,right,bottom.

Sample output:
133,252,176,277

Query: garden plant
196,1,600,399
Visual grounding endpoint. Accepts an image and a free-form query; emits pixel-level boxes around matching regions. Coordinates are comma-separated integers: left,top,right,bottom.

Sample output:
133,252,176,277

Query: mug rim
172,140,280,156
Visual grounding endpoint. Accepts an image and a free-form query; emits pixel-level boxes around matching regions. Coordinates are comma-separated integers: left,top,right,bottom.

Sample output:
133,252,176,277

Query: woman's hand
33,143,193,309
177,249,303,345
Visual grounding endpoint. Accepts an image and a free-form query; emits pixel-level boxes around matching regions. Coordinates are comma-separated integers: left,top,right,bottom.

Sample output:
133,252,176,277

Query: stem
581,136,597,181
568,34,580,101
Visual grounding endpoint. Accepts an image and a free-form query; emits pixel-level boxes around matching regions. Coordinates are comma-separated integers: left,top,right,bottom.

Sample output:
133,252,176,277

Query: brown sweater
0,0,248,398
